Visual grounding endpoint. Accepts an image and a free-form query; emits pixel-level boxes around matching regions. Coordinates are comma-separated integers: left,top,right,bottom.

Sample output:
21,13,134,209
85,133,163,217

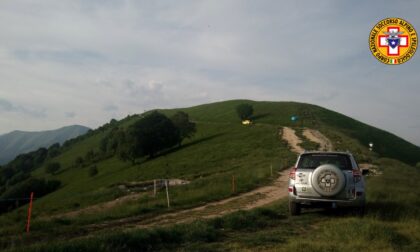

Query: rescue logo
369,17,417,65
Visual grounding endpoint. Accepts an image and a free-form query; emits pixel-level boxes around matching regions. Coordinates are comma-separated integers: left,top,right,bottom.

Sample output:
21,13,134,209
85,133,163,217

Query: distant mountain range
0,125,91,165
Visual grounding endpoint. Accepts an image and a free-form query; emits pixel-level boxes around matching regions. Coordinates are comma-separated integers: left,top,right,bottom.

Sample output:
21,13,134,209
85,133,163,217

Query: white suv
288,151,367,216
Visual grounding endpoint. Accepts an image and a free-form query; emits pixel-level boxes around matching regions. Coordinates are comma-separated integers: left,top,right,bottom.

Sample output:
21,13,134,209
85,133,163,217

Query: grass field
10,158,419,251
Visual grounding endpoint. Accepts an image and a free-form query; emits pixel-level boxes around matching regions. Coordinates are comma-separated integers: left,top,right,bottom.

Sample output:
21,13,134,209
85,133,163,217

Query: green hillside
176,100,420,164
0,100,419,250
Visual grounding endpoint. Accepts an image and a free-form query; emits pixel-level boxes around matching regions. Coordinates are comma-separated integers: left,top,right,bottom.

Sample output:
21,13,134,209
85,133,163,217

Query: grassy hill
176,100,420,164
0,100,418,250
0,125,91,165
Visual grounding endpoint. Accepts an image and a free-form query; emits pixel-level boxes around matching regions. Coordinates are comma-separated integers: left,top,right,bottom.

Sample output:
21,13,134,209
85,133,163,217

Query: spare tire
311,164,346,197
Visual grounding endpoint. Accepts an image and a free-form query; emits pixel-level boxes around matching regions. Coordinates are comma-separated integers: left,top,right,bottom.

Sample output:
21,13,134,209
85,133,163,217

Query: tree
115,130,136,164
236,103,254,120
127,111,181,159
171,111,196,143
48,143,61,158
46,162,61,175
110,118,118,125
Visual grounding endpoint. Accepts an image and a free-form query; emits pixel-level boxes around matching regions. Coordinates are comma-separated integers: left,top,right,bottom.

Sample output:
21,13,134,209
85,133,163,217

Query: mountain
0,125,91,165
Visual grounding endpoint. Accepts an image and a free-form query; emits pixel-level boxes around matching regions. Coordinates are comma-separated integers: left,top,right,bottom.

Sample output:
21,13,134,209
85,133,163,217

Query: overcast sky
0,1,419,145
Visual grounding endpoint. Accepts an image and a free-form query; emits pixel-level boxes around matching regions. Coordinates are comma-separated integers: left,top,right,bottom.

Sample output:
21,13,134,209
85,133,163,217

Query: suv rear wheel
289,201,301,216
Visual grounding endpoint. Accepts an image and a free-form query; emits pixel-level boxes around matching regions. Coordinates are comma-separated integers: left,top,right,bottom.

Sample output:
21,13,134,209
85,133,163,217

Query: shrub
236,103,254,120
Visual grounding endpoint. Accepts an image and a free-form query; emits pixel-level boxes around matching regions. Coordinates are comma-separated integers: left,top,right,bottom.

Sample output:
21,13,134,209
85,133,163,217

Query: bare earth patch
359,163,382,176
302,128,334,151
281,127,304,153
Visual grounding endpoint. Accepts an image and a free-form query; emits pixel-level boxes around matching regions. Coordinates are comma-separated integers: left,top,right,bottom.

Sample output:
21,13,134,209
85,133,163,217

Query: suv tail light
289,167,297,180
353,170,361,183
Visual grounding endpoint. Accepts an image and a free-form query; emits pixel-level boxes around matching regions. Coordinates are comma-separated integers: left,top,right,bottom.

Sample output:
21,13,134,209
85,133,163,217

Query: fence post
270,164,273,177
165,180,170,208
232,175,236,193
26,192,34,233
153,179,157,197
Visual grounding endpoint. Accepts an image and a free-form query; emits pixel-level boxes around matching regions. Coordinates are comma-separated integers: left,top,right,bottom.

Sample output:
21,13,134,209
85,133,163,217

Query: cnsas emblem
369,17,417,65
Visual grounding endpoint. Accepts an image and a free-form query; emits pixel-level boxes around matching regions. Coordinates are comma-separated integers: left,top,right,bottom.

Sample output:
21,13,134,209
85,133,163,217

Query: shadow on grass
298,207,364,218
296,200,419,221
251,113,270,121
366,201,418,221
139,133,226,163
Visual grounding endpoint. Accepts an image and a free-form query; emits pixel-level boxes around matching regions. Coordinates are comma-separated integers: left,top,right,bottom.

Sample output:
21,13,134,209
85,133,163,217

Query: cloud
13,49,105,64
65,112,76,118
0,98,46,118
103,104,118,112
0,98,14,111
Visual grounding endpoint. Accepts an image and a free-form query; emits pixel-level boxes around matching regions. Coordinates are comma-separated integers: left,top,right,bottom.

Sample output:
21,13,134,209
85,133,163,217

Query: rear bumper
289,194,365,207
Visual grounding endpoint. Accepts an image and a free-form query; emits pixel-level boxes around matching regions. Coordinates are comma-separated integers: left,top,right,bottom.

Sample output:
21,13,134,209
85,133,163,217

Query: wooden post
153,179,157,197
270,164,273,177
26,192,34,233
165,180,170,208
232,175,236,193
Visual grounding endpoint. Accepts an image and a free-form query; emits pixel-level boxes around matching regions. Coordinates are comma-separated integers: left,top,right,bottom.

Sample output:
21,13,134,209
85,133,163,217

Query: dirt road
303,128,333,151
281,127,304,153
134,169,291,228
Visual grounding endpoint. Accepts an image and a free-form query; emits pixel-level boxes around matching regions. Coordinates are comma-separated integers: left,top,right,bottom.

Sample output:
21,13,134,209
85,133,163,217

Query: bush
416,162,420,168
236,103,254,120
88,166,98,177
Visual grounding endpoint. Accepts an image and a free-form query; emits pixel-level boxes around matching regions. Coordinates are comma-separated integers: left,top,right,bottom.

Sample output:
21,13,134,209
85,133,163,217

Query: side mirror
362,169,369,176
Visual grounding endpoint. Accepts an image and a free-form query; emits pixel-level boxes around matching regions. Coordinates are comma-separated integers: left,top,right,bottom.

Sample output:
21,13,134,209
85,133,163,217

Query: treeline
100,111,196,163
0,144,62,213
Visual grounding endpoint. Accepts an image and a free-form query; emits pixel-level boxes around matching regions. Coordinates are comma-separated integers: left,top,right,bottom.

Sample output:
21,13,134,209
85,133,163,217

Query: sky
0,0,419,146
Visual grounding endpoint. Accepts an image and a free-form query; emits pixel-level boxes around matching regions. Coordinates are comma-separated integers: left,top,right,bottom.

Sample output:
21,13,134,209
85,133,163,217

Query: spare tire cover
311,164,346,197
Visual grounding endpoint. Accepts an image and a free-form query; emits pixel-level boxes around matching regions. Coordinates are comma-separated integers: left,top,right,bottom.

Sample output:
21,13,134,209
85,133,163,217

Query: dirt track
132,168,291,229
303,128,333,151
281,127,304,153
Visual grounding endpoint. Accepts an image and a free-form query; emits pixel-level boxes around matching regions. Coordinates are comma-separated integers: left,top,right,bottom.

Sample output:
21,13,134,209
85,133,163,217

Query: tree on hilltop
236,103,254,121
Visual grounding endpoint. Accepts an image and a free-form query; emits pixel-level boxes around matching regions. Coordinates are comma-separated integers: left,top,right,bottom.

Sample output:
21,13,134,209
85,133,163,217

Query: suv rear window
297,153,352,170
